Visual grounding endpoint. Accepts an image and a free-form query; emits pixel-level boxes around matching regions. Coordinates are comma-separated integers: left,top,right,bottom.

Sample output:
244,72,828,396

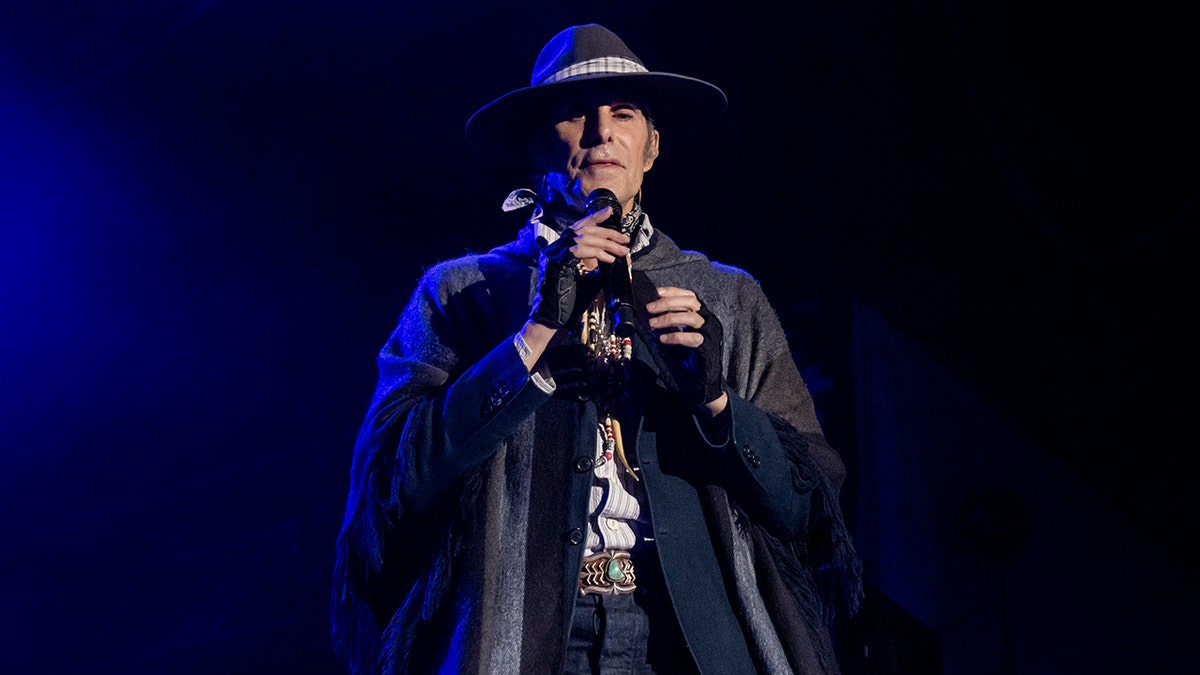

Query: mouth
581,157,624,170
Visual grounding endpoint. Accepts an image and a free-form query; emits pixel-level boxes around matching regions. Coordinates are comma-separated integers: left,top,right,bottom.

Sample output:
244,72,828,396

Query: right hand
529,206,630,329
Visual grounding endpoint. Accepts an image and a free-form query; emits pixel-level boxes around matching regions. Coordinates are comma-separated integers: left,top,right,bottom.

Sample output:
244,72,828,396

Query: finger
654,286,695,299
581,205,614,225
645,287,700,314
559,224,630,263
576,208,631,238
572,230,630,257
570,239,630,264
658,330,704,347
646,309,703,332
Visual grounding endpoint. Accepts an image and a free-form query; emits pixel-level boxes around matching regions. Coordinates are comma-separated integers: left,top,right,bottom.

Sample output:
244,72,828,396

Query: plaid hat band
539,56,649,86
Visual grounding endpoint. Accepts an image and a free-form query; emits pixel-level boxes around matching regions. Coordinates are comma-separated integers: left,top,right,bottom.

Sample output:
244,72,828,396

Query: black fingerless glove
530,230,602,329
658,301,727,407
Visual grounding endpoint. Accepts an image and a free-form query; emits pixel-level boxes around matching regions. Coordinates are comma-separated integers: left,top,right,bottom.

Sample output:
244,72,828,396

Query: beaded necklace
581,295,638,480
579,202,644,481
513,187,646,480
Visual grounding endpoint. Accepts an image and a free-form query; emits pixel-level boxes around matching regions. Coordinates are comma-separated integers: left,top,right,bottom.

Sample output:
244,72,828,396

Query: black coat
332,217,862,674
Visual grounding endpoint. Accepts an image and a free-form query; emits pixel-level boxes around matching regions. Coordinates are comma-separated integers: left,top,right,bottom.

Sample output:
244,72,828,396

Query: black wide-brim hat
465,24,728,165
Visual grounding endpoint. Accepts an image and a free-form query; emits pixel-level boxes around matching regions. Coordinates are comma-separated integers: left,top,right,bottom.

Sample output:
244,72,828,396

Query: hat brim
465,72,728,166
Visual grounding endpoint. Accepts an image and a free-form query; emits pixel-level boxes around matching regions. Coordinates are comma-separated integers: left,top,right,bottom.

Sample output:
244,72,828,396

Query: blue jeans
563,586,698,674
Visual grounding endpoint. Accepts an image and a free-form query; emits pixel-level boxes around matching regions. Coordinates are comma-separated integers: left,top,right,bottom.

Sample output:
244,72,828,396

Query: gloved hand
657,301,726,407
530,230,602,330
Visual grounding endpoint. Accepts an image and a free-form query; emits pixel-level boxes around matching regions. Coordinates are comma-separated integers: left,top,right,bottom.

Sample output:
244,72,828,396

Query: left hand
645,287,725,407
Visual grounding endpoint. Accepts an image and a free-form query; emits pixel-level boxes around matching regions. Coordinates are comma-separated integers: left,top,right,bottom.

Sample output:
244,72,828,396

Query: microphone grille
585,188,622,221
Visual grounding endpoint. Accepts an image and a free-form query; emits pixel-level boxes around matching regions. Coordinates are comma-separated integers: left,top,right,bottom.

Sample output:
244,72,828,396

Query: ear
643,129,660,170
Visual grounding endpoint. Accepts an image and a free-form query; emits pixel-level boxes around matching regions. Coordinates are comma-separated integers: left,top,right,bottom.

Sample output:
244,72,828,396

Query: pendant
606,558,626,582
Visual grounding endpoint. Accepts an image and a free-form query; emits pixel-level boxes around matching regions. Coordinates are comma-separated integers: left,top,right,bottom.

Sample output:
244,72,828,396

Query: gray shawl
332,218,862,674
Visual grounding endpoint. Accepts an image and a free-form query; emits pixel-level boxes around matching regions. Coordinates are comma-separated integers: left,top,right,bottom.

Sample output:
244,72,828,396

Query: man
332,23,862,675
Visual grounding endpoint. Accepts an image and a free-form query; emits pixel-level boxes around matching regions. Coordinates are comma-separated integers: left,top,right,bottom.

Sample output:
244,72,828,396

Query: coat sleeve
673,273,839,538
331,260,549,673
631,261,845,542
719,275,864,620
346,261,550,527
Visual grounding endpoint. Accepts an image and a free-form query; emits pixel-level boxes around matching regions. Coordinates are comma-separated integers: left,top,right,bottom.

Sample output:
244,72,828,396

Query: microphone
585,187,622,226
585,188,636,337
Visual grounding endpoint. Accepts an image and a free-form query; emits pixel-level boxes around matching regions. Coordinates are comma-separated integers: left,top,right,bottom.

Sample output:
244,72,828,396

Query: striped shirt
516,197,655,556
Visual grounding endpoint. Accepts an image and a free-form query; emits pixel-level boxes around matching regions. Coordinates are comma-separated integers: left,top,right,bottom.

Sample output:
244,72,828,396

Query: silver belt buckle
579,550,637,595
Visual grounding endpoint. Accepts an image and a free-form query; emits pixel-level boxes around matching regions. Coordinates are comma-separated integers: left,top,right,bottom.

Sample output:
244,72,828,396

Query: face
534,94,660,215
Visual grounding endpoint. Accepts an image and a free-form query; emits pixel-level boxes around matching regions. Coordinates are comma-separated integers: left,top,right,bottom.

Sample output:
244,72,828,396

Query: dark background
1,1,1194,673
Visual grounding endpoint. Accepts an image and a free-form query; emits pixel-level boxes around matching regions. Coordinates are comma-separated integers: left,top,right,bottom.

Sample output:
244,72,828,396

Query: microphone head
585,188,622,222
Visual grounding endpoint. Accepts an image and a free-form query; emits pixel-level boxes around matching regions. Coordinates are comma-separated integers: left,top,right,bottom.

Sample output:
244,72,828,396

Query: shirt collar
502,188,654,254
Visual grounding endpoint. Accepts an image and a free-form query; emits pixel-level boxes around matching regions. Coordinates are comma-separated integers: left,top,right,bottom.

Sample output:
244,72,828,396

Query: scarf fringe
332,387,491,675
765,413,865,620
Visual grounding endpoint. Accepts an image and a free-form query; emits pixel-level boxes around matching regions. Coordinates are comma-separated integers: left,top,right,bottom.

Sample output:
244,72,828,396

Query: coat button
574,456,594,472
568,528,584,545
742,445,762,468
481,383,512,416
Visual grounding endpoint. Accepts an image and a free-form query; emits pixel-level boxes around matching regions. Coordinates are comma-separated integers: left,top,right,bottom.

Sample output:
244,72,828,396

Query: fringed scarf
331,214,863,675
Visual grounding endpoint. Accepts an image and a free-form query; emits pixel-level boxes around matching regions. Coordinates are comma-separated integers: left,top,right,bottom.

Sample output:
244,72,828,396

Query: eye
554,102,586,122
609,103,642,121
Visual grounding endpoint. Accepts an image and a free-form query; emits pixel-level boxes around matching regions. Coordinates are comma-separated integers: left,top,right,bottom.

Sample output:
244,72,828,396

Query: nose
582,108,612,147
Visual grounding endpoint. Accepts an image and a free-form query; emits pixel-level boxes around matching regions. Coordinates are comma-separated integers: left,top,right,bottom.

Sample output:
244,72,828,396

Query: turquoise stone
606,558,626,582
